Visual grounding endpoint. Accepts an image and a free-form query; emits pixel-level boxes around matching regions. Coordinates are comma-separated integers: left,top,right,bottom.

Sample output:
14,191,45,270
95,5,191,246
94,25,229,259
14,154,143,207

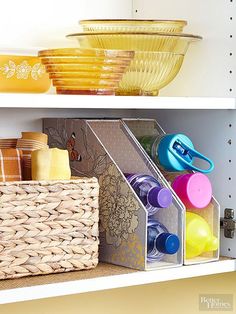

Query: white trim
0,94,235,109
0,259,235,305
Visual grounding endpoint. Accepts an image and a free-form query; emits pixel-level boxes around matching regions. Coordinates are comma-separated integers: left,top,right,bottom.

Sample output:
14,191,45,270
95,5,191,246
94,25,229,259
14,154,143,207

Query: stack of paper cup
16,132,48,180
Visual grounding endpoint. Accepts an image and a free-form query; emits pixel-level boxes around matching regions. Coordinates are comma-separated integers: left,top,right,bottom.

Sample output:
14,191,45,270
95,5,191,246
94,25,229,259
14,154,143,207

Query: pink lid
172,173,212,209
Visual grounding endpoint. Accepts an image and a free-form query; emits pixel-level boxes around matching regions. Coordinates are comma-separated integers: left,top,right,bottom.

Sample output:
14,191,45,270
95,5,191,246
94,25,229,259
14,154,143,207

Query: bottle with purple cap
147,219,180,261
125,173,173,216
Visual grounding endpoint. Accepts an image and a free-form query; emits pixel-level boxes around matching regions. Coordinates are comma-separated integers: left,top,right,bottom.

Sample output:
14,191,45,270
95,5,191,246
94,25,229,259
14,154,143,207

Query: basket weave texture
0,177,99,279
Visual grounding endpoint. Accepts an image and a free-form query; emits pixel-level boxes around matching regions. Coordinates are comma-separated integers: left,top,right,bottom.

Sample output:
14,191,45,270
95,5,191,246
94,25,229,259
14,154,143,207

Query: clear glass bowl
67,32,202,54
66,33,201,96
49,52,185,96
116,51,184,96
79,19,187,33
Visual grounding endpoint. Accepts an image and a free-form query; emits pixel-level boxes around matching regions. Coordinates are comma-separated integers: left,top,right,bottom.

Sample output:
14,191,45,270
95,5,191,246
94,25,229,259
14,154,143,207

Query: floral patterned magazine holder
43,118,184,270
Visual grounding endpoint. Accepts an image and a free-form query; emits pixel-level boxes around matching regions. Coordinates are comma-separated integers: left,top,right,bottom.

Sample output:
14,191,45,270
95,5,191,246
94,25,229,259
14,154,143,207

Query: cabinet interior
0,0,235,258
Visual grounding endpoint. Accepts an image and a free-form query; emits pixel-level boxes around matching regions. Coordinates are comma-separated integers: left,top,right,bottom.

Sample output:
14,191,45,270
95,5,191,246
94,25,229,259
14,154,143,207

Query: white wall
133,0,236,98
0,0,133,47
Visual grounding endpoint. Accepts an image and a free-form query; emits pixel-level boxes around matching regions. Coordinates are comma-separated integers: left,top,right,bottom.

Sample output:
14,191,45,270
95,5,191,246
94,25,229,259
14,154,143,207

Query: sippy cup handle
170,140,214,173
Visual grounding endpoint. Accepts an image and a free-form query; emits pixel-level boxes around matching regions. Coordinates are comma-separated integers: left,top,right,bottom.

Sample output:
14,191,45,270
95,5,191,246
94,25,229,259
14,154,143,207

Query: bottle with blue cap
125,173,173,216
147,219,180,261
139,134,214,173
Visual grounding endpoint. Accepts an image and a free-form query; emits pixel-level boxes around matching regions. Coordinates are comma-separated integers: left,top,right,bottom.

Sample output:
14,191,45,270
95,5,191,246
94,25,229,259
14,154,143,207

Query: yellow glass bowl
39,47,134,59
41,56,132,66
49,72,123,80
52,78,120,87
67,33,202,96
0,49,51,93
79,19,187,33
39,48,134,95
56,87,116,95
67,32,202,54
115,51,184,96
44,63,128,74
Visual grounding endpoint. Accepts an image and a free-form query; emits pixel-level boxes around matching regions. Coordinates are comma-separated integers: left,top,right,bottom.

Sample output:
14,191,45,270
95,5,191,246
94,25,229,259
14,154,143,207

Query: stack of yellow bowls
66,19,202,96
39,48,134,95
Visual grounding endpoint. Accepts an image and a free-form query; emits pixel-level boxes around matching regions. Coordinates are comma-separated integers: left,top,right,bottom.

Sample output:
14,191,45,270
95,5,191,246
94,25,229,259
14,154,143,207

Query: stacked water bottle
125,132,219,263
138,133,219,260
125,173,179,262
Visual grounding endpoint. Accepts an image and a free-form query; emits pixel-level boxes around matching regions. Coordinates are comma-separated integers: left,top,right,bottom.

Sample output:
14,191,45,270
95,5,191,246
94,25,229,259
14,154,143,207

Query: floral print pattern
31,63,46,80
0,60,45,80
16,61,31,79
99,164,140,247
0,61,16,78
45,122,141,250
111,234,145,269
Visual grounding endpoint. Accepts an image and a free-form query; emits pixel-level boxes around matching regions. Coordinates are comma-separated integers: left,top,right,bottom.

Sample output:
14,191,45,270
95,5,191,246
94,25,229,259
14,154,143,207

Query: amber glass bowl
39,47,134,58
67,32,202,96
80,19,187,33
116,51,184,96
67,32,202,54
39,48,134,95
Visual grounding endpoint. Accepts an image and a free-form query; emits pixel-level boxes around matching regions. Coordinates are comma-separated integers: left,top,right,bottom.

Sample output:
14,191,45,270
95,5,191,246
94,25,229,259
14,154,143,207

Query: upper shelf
0,259,235,305
0,94,235,110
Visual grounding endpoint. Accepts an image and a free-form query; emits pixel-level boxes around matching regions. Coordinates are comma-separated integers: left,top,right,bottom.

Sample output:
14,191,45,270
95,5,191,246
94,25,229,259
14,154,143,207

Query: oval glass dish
0,48,51,93
79,19,187,33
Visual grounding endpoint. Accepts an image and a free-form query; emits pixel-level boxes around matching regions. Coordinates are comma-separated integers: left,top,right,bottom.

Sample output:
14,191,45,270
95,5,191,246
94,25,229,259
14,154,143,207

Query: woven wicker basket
0,177,99,280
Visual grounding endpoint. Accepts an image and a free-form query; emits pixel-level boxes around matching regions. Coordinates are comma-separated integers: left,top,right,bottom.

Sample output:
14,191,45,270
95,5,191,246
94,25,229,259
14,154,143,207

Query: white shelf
0,94,235,109
0,259,235,305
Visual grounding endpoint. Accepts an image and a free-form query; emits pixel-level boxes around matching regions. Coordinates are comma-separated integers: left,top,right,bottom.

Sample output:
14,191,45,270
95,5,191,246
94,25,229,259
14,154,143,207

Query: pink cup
172,173,212,209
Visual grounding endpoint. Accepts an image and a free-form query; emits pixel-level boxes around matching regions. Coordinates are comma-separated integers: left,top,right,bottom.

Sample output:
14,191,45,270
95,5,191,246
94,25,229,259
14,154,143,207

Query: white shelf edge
0,94,235,109
1,259,235,305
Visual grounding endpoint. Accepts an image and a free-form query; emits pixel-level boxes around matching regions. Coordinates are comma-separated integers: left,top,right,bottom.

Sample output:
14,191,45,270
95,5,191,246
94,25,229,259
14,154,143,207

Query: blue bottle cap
158,134,194,172
157,134,214,173
155,232,180,254
148,186,172,208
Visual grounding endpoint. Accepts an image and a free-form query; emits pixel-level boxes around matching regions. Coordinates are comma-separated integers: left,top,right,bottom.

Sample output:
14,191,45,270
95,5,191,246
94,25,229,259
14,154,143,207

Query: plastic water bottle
147,219,180,261
125,173,172,215
138,134,214,173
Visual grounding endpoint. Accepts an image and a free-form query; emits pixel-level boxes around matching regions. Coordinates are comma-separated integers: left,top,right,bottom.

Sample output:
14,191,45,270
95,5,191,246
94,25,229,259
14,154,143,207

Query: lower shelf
0,258,235,305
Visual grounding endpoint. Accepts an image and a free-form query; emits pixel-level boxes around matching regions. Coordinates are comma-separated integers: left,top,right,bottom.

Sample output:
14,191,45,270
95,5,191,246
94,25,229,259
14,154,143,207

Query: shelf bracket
221,208,236,239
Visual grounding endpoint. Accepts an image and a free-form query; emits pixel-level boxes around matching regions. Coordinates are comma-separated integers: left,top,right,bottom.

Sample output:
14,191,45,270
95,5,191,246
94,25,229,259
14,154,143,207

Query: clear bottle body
147,219,168,261
138,134,193,172
147,219,180,262
125,173,172,216
138,135,164,167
